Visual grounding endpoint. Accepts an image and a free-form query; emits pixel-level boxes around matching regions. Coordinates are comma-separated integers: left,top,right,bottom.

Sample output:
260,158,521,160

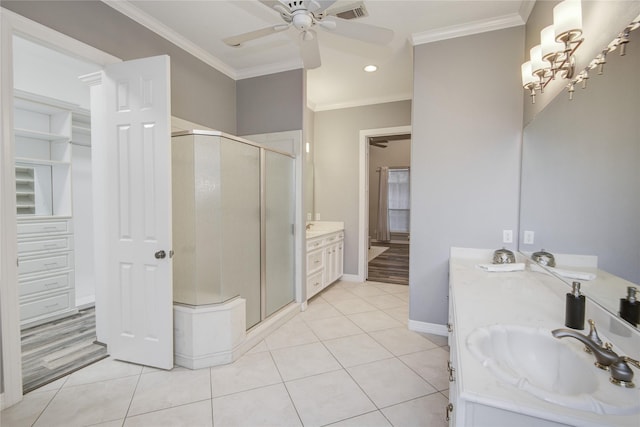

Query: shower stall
171,131,295,367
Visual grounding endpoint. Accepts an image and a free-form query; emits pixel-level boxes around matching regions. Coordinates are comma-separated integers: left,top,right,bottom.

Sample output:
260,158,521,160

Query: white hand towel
549,267,596,281
476,263,526,272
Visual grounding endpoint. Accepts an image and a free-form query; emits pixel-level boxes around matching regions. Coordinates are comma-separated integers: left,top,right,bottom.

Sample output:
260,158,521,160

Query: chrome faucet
552,320,640,388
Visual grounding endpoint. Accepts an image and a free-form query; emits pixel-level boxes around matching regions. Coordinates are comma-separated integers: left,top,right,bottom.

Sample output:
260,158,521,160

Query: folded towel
476,263,526,272
549,267,596,281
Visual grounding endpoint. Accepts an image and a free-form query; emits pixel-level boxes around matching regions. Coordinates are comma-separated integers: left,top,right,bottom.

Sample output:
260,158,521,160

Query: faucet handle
584,319,603,354
622,356,640,369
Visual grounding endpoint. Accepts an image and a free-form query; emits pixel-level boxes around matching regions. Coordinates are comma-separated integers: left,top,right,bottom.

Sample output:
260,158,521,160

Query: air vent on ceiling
331,2,369,20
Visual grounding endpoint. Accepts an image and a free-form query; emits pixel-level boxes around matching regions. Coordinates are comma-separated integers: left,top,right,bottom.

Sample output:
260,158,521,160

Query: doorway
366,134,411,285
357,126,412,284
12,34,106,393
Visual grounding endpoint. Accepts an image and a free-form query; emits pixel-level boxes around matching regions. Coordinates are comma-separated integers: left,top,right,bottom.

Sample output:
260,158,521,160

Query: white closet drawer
18,252,72,275
307,250,324,273
20,291,73,321
18,235,73,254
306,270,324,299
20,271,72,297
17,218,72,236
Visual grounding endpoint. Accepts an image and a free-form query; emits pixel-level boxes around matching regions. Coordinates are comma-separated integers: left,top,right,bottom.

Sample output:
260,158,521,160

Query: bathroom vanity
447,248,640,427
305,221,344,299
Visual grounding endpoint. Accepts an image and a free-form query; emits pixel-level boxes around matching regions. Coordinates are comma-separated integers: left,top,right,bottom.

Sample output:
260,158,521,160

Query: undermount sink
466,324,640,415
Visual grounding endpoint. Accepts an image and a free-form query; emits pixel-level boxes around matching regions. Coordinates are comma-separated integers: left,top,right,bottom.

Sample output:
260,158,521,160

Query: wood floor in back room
368,242,409,285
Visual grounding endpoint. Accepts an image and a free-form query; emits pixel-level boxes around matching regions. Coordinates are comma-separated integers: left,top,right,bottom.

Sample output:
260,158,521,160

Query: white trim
235,60,303,80
411,13,525,46
311,92,412,113
101,0,237,79
408,319,449,337
0,7,122,409
339,273,362,283
358,126,412,283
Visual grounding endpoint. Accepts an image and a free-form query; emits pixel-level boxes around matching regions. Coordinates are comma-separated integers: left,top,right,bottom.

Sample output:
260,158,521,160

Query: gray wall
237,69,304,136
2,0,237,134
314,101,412,274
410,26,524,326
520,31,640,283
369,140,411,240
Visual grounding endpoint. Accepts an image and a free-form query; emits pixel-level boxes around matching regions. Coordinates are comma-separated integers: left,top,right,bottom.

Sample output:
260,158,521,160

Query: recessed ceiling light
364,65,378,73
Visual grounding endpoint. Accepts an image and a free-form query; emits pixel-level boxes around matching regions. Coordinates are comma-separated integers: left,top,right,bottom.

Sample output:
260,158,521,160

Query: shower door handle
155,250,166,259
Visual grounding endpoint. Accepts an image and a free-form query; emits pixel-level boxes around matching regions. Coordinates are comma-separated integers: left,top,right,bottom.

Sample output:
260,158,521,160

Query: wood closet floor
368,242,409,285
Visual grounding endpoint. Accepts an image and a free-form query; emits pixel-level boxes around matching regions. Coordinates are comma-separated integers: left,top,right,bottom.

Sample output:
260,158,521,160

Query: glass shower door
264,150,295,317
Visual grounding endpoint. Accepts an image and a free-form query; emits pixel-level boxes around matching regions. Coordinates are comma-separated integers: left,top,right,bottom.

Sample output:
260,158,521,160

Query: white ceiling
107,0,533,111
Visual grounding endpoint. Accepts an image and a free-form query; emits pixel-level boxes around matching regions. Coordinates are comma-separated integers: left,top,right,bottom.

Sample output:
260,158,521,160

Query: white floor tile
285,370,376,426
0,389,56,427
212,383,301,427
124,400,213,427
63,356,143,387
271,342,342,381
381,394,448,427
210,351,282,397
347,358,437,408
327,297,378,315
246,339,269,354
299,300,343,321
128,367,211,416
34,376,138,426
323,333,393,368
305,316,364,341
371,283,409,295
326,410,392,426
399,347,450,391
348,286,389,298
318,287,357,302
369,327,439,356
30,376,67,393
347,310,404,332
264,316,319,350
364,293,407,309
382,305,410,323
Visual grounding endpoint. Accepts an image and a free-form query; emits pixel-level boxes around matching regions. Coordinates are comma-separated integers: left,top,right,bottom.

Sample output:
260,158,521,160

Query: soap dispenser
565,281,585,330
620,286,639,327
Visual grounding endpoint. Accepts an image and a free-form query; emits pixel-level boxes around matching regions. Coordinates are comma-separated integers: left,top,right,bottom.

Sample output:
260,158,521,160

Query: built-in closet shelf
15,157,71,167
14,128,70,142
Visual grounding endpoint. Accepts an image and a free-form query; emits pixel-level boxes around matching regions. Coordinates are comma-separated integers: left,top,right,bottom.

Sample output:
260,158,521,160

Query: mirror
519,28,640,328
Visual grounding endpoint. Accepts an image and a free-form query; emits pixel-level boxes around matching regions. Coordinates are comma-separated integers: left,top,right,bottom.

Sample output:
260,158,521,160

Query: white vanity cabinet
306,228,344,299
17,218,77,327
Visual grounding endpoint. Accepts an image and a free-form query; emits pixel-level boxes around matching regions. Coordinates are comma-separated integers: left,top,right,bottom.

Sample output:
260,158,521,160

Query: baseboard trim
408,319,448,337
340,274,362,282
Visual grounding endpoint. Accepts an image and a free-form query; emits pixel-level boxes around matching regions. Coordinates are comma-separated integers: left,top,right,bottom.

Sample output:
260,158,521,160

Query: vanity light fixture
521,0,583,103
363,64,377,72
567,12,640,100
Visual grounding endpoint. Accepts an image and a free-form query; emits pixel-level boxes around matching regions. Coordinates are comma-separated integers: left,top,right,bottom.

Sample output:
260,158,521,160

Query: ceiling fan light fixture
364,64,377,72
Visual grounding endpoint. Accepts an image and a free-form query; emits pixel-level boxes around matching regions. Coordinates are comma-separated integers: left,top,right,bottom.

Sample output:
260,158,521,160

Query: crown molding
411,13,525,46
310,92,412,112
235,58,303,80
101,0,237,79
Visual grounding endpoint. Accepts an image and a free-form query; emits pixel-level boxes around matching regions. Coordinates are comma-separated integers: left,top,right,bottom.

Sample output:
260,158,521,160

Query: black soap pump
620,286,639,327
565,281,585,330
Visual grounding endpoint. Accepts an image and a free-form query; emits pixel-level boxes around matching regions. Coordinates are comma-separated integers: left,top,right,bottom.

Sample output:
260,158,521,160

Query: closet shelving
14,89,78,328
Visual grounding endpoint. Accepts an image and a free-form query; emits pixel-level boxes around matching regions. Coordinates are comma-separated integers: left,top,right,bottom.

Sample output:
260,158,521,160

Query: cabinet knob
445,403,454,422
154,250,166,259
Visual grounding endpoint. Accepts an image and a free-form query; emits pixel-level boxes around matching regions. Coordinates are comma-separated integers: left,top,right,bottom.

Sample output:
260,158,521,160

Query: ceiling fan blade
297,32,321,69
323,18,394,45
223,25,290,47
259,0,292,21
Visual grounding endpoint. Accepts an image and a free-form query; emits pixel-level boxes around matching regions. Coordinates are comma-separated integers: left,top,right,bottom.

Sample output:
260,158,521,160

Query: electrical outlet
502,229,513,244
524,230,535,245
315,213,321,221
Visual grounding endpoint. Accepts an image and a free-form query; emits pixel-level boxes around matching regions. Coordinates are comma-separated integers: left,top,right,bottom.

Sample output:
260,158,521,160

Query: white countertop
305,221,344,239
450,248,640,427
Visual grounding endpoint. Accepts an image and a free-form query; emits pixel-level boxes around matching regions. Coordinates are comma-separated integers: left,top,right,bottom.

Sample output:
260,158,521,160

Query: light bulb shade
530,45,546,75
521,61,536,86
553,0,582,42
541,25,564,60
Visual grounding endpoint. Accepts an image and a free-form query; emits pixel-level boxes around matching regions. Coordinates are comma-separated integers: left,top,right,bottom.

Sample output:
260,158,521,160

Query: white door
104,55,173,369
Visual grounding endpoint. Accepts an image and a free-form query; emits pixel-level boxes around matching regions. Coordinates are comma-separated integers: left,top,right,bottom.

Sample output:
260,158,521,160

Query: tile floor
1,280,450,427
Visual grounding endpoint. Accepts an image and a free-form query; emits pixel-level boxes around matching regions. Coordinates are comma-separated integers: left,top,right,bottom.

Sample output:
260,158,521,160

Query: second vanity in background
306,221,344,299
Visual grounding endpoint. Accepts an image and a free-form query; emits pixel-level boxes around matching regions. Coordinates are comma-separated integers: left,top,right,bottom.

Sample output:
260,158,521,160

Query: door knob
155,250,166,259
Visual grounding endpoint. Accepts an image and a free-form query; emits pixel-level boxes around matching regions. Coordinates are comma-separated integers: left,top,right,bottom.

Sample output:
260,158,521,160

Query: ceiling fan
223,0,394,69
